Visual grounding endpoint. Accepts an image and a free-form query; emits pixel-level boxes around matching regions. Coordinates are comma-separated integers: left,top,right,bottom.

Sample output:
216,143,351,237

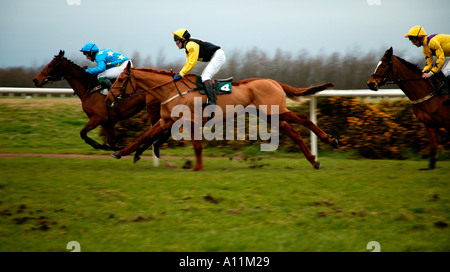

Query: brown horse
106,62,339,170
33,50,163,152
367,47,450,169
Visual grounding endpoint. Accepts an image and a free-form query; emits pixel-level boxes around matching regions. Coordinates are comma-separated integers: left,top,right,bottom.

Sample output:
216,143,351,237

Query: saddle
89,77,117,95
195,75,233,95
429,71,450,95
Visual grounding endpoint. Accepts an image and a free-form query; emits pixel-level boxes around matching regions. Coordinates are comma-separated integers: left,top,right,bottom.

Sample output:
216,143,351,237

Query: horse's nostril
367,82,377,90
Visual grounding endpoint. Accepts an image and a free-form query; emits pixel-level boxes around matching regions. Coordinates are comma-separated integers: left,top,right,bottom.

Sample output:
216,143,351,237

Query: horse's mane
58,56,88,74
134,67,176,76
394,55,422,74
58,56,98,84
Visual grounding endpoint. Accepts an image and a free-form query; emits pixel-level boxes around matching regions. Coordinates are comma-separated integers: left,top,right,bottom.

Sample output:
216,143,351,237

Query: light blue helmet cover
80,43,99,53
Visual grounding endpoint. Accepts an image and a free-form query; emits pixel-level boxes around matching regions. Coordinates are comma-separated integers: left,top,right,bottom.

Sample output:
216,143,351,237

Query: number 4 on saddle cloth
195,75,233,95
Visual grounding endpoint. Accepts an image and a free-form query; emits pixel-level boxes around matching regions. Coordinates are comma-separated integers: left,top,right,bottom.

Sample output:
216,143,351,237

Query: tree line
0,47,424,89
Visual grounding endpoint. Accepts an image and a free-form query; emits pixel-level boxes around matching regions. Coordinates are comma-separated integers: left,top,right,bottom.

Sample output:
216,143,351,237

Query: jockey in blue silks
80,42,132,95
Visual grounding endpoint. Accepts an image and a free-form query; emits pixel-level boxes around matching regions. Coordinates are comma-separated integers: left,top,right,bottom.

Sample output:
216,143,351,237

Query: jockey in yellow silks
405,26,450,105
172,29,226,106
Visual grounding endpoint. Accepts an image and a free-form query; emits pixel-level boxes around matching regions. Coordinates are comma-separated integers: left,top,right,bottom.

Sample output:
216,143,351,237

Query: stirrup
202,100,216,107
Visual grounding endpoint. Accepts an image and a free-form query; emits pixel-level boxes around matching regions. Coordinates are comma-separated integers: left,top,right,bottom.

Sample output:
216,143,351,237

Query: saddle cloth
195,75,233,95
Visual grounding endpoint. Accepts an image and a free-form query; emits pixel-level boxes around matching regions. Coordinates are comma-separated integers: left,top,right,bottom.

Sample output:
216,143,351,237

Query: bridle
38,60,63,83
109,71,137,103
371,56,437,104
38,56,99,102
370,58,397,86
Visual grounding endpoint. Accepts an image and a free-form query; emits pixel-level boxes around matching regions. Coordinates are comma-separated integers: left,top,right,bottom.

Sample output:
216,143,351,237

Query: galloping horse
106,62,339,170
33,50,163,153
367,47,450,169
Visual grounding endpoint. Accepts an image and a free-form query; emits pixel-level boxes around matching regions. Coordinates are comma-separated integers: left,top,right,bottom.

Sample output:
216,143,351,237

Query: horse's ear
126,61,132,70
59,50,65,57
386,47,393,57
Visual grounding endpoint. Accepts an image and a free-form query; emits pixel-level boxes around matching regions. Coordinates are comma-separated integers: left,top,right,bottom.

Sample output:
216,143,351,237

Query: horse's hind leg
190,138,204,171
279,121,320,169
425,126,438,170
112,120,172,160
281,111,339,148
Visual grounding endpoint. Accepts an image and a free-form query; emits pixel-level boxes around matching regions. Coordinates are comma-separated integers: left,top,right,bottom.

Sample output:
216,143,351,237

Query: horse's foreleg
279,121,320,169
80,116,106,150
101,122,118,150
425,126,438,169
152,131,172,158
141,104,168,159
281,111,339,148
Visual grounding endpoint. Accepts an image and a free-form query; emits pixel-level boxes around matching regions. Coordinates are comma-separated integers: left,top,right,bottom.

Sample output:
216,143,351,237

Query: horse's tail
277,82,335,102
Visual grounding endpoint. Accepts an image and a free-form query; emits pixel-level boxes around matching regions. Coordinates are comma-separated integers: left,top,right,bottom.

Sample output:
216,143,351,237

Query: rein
371,58,436,105
110,71,197,105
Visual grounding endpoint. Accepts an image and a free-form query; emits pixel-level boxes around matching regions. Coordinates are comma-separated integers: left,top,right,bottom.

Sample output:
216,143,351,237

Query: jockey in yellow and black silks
172,29,226,107
405,26,450,105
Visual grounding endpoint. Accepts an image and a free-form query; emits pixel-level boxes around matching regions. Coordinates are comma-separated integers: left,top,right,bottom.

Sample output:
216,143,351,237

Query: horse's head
367,47,394,91
106,62,134,107
33,50,66,87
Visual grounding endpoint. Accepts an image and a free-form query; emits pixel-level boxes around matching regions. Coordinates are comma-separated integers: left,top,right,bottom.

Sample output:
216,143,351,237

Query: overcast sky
0,0,449,68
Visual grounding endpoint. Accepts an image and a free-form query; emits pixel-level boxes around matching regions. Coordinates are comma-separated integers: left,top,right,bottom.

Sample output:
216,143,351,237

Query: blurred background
1,0,448,89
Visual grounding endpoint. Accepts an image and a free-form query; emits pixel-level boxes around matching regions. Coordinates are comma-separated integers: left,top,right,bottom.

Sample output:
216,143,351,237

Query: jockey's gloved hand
173,73,182,81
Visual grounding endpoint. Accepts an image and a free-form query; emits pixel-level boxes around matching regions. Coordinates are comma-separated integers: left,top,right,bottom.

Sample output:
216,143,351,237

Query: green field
0,98,449,252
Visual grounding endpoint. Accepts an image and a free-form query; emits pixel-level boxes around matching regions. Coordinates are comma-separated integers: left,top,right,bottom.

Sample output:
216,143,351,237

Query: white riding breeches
97,60,133,79
441,58,450,77
201,49,226,82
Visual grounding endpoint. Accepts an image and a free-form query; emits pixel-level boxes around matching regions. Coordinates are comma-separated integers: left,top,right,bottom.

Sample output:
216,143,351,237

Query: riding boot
441,75,450,105
443,75,450,105
99,77,113,95
202,80,216,106
433,71,449,94
202,80,217,120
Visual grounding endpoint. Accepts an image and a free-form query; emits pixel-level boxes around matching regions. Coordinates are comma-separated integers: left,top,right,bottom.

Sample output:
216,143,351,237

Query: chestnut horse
367,47,450,169
33,50,164,153
106,62,339,170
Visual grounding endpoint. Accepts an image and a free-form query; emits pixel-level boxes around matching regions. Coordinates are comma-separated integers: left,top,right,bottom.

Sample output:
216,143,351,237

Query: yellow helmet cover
405,25,427,38
173,29,190,41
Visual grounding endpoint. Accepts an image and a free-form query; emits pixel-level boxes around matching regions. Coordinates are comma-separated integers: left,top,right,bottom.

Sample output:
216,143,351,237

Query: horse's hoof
102,144,112,151
111,152,121,159
134,155,141,164
428,158,436,170
153,146,160,158
314,162,321,169
331,139,339,149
